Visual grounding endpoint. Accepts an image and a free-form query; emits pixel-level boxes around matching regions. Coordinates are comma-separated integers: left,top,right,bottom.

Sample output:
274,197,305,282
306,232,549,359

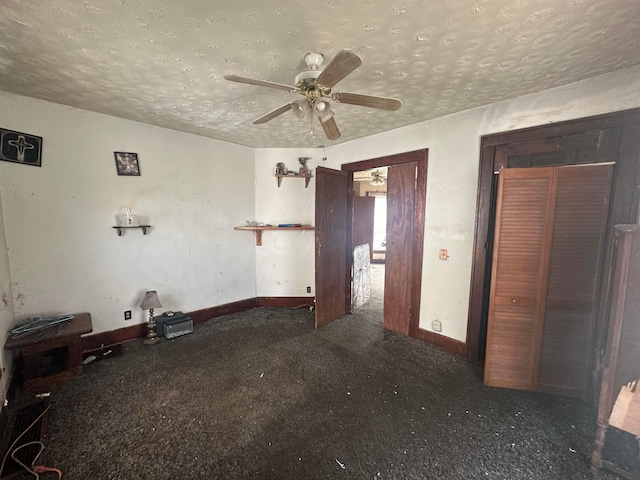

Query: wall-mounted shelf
276,174,312,188
234,225,315,246
112,225,151,236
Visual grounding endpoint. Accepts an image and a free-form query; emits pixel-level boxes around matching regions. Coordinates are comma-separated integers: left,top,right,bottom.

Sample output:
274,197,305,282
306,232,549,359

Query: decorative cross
7,135,35,162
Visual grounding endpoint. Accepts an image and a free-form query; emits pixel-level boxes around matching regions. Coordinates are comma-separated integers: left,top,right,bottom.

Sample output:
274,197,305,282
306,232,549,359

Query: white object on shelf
117,215,140,226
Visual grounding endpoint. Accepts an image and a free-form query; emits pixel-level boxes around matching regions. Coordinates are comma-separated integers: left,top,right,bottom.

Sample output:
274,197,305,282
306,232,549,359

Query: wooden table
4,313,92,394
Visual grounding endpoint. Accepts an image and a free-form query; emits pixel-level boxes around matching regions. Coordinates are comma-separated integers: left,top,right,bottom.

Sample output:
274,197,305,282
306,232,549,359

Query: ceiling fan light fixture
315,100,328,112
292,99,312,122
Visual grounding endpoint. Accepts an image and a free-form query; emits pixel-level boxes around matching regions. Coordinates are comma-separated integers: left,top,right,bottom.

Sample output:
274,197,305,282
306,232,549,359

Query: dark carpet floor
2,265,637,479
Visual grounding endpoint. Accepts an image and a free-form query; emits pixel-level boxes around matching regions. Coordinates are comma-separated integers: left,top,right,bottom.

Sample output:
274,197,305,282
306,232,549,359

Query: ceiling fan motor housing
295,52,331,94
294,69,322,89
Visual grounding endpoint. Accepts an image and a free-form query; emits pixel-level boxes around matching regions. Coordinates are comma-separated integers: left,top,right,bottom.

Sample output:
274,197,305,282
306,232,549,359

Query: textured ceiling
1,0,639,148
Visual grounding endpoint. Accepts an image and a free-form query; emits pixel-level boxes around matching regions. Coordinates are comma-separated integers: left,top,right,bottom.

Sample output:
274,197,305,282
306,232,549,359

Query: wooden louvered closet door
484,164,614,399
484,168,556,390
537,165,613,398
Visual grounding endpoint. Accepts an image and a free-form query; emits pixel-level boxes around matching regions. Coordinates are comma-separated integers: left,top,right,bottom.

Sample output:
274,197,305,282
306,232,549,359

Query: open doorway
341,150,427,337
351,168,388,320
314,150,426,336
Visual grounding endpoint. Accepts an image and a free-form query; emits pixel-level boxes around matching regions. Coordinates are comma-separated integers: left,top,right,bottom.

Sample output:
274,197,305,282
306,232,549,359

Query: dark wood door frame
341,150,436,344
467,108,640,362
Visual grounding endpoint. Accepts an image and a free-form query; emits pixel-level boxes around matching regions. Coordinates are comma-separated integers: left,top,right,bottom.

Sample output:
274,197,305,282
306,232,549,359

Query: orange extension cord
10,441,62,479
0,403,63,479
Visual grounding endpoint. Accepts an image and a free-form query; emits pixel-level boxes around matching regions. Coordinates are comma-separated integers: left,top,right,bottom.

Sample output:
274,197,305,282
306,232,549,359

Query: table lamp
140,290,162,345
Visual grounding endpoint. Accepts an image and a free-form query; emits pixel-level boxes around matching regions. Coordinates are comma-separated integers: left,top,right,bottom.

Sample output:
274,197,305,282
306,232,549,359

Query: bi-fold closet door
484,163,613,399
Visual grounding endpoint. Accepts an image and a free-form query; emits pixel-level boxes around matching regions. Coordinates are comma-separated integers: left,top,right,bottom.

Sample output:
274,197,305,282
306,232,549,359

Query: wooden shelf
112,225,151,236
276,174,312,188
234,225,315,246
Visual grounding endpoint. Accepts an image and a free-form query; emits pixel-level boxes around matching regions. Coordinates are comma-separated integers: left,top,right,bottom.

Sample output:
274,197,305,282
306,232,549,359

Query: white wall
0,190,14,407
0,92,256,337
255,64,640,342
254,149,317,297
321,111,485,342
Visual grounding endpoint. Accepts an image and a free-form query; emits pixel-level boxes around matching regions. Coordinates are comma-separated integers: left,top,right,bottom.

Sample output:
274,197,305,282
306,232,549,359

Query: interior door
484,167,556,390
384,162,417,335
352,196,375,260
315,166,348,328
537,164,614,398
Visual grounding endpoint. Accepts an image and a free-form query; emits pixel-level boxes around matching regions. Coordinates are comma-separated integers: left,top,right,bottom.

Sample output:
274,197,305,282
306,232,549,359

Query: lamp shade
292,99,312,122
140,290,162,310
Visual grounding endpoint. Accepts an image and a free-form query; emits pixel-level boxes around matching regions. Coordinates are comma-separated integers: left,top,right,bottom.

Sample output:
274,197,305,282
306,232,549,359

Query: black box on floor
154,312,193,339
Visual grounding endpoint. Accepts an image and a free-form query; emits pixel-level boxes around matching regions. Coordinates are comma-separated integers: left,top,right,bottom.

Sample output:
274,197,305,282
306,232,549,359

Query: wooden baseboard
412,328,466,356
80,300,462,359
80,297,312,352
258,297,315,308
188,298,258,324
82,323,148,352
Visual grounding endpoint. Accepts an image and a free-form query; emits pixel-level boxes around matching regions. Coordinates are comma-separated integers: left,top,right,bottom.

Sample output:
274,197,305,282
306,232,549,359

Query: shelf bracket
275,174,312,188
234,226,314,246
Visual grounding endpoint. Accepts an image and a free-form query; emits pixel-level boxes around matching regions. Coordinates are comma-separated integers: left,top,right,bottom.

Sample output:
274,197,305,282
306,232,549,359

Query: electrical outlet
432,319,442,332
307,286,311,293
124,310,132,320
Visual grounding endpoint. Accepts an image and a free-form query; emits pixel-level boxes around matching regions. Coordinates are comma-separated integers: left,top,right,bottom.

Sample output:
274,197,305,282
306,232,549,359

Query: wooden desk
4,313,92,394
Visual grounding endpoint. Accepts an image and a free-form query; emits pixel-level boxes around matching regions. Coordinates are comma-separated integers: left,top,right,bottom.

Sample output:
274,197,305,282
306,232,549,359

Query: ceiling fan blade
332,92,401,111
224,75,299,93
320,116,341,140
253,103,293,124
316,51,362,88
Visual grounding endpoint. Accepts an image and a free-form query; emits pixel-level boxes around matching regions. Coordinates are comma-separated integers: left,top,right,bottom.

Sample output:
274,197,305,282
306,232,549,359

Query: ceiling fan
224,51,401,141
355,169,387,186
368,170,386,187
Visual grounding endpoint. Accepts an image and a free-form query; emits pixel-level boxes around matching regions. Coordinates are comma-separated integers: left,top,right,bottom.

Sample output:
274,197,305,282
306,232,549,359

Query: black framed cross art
0,128,42,167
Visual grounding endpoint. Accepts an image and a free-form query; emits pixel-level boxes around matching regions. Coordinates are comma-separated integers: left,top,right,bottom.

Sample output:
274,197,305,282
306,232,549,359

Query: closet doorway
484,163,613,399
467,108,640,401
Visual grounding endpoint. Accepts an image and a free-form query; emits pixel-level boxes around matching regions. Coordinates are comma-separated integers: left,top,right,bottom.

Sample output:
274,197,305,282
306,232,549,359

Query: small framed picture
114,152,140,176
